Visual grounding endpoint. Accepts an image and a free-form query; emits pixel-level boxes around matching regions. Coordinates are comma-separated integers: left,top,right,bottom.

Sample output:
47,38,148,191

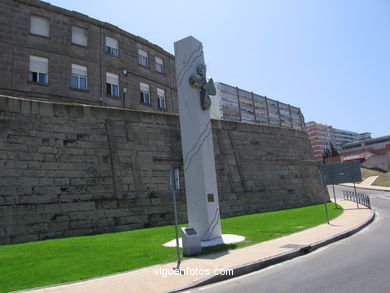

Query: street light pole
332,184,338,208
353,182,359,209
320,174,330,224
170,169,181,271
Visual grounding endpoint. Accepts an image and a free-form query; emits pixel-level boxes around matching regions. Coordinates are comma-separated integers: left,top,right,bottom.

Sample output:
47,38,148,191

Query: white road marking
373,211,380,224
360,225,370,233
378,196,390,200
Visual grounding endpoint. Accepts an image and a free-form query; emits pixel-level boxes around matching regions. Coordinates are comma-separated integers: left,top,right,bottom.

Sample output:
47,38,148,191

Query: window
157,88,166,109
155,57,164,73
72,26,88,47
138,49,148,67
71,64,87,90
106,72,119,96
140,83,150,104
105,36,118,56
28,56,48,84
30,15,49,37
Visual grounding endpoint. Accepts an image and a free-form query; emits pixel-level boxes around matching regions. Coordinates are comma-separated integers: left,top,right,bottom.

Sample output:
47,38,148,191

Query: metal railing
343,190,371,209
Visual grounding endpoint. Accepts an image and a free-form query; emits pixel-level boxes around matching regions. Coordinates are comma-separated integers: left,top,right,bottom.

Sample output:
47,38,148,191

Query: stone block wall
0,96,326,244
213,121,324,217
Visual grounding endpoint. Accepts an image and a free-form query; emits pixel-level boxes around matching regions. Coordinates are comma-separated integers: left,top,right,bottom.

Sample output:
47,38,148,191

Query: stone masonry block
0,97,8,111
8,98,20,112
39,103,54,116
31,102,40,115
20,100,32,113
54,104,68,117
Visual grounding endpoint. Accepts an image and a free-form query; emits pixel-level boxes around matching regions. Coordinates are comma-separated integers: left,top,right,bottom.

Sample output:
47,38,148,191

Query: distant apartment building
210,82,305,130
341,135,390,159
340,135,390,171
0,0,178,113
305,121,371,160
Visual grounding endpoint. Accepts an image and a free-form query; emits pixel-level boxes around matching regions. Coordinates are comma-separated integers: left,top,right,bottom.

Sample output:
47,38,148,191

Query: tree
329,142,339,157
322,142,340,163
322,148,331,160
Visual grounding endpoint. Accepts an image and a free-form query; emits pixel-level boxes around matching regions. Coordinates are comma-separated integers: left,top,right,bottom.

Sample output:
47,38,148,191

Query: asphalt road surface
189,186,390,293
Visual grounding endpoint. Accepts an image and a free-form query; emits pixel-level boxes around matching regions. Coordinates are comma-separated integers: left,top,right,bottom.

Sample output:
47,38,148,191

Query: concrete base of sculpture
163,234,245,248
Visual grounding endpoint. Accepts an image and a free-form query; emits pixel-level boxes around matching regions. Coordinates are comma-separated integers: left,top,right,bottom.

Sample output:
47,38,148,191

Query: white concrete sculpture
174,36,222,241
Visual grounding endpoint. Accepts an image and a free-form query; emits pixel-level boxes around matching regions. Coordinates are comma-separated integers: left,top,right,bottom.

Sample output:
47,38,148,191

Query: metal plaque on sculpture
320,161,362,184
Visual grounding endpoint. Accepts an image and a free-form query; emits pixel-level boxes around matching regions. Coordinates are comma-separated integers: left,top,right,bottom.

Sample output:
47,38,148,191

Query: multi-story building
332,128,371,148
305,122,332,160
305,121,371,160
210,82,305,130
341,135,390,156
0,0,178,113
340,135,390,171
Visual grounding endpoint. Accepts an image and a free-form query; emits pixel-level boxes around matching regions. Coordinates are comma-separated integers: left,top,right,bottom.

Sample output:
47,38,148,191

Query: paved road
190,186,390,293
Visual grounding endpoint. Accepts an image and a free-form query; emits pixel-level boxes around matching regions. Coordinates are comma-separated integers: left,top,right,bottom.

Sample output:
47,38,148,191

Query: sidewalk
361,176,379,186
341,182,390,192
21,200,374,293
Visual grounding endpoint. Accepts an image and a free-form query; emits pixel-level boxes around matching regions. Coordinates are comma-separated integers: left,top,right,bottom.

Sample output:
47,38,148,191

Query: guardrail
343,190,371,209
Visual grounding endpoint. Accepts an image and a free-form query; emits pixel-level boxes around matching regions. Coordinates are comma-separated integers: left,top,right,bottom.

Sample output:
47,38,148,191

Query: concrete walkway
361,176,379,186
341,181,390,192
20,199,374,293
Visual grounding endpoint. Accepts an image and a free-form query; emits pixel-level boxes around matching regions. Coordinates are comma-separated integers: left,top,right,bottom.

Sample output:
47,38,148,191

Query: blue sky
50,0,389,137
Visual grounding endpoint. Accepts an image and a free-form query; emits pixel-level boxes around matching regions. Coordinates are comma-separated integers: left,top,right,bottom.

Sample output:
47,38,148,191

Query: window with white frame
138,49,148,67
140,82,150,104
71,64,87,90
72,26,88,47
106,72,119,96
155,57,164,73
105,36,118,56
28,55,48,84
157,88,166,109
30,15,49,37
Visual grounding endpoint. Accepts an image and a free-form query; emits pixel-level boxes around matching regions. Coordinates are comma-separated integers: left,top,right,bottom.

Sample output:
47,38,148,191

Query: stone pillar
174,36,222,241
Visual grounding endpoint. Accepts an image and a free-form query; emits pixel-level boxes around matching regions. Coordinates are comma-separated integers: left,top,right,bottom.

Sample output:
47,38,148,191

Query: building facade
305,121,371,160
210,82,305,130
341,135,390,157
0,0,178,113
340,135,390,171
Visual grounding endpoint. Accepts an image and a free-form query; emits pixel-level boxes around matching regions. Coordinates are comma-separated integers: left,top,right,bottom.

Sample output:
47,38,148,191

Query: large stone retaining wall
0,96,326,244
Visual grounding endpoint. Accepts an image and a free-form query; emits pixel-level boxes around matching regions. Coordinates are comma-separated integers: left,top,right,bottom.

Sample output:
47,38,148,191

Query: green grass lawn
0,202,342,293
361,167,390,187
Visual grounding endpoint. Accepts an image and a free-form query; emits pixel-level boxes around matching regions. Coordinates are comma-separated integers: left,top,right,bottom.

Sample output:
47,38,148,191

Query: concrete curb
340,184,390,192
169,209,376,293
